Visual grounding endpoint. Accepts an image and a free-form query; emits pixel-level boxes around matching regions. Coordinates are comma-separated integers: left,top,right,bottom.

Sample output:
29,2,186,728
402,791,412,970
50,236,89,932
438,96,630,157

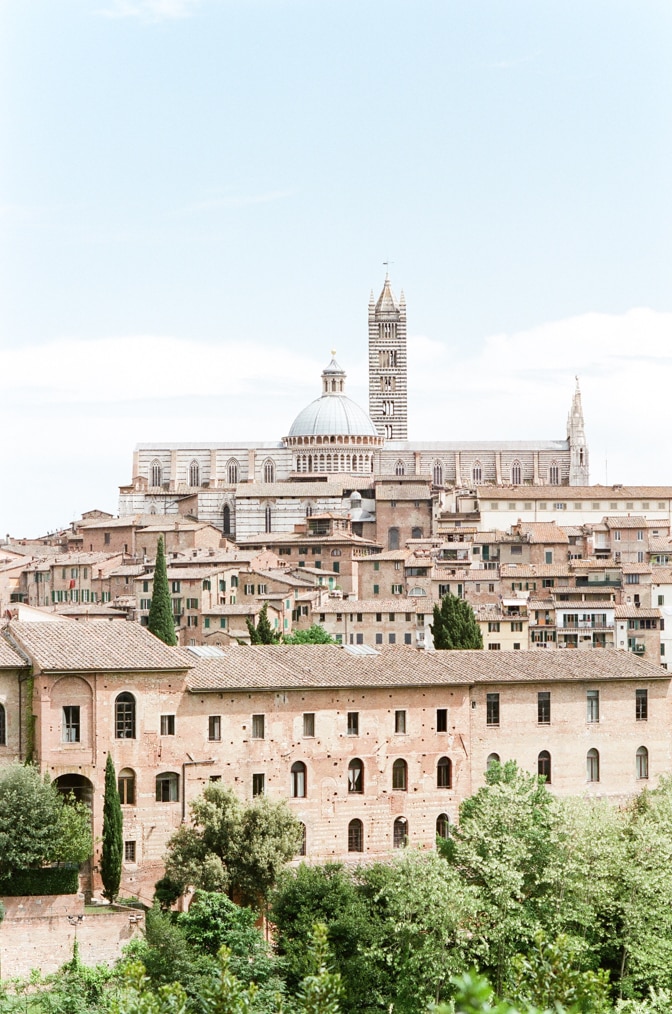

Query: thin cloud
97,0,202,21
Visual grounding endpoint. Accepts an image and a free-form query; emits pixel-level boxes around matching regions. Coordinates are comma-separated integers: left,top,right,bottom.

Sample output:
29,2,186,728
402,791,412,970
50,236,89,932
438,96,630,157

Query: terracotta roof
203,604,279,616
479,486,672,500
614,606,661,619
315,598,425,614
500,565,571,577
621,564,652,574
517,523,569,544
236,482,346,497
183,644,668,693
604,516,648,529
4,621,190,673
375,484,432,500
0,634,28,669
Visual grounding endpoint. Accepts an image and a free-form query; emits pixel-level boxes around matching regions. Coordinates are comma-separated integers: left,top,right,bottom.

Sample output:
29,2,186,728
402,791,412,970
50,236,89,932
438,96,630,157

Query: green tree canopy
101,753,123,902
147,536,177,646
430,593,483,649
283,625,335,644
246,602,281,644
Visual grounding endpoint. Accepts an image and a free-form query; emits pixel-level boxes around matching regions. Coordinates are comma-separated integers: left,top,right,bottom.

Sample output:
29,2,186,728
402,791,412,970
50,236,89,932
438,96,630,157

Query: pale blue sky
1,0,671,536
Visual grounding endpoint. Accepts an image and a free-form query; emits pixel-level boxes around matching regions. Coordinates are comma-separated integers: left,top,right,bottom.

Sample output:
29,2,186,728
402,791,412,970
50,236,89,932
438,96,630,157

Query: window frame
62,705,81,744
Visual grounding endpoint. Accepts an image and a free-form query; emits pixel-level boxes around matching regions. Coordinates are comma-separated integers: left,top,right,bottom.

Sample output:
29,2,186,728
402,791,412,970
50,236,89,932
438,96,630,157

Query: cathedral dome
287,355,379,439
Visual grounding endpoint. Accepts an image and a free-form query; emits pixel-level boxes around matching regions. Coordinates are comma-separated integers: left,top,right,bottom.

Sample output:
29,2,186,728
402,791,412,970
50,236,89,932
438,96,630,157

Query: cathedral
119,276,589,537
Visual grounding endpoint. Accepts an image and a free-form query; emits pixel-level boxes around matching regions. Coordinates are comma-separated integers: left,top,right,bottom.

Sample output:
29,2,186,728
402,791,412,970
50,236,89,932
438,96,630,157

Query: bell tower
567,377,589,485
368,274,407,440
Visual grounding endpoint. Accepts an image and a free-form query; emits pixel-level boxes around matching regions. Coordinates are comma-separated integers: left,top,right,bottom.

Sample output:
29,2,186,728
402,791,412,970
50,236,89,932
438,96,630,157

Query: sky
1,0,671,538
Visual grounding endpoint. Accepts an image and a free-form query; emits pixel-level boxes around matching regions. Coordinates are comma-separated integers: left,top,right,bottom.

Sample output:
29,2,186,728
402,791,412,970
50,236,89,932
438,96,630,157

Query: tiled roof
518,523,569,544
375,484,432,500
5,622,190,673
360,550,410,562
316,598,425,614
235,482,346,497
0,634,28,669
500,565,571,577
614,606,661,619
604,516,648,529
479,485,672,500
183,644,668,693
621,564,652,574
203,604,278,616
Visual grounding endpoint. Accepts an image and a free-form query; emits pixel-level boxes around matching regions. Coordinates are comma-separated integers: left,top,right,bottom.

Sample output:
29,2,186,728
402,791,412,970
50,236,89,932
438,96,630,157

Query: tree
101,753,123,903
246,602,281,644
430,593,483,649
147,536,177,646
283,625,335,644
0,764,92,884
162,784,302,909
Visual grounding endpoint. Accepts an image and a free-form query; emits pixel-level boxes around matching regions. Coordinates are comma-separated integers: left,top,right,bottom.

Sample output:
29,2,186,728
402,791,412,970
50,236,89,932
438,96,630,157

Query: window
124,841,136,863
375,633,383,645
488,643,501,651
586,690,599,723
486,693,499,726
404,633,412,644
348,818,364,853
636,746,649,779
388,633,396,644
171,580,181,593
115,693,136,739
156,772,179,802
537,692,551,725
252,714,265,739
209,716,221,741
511,621,523,632
392,584,403,595
347,712,359,736
488,622,500,632
626,574,640,585
636,689,648,721
0,705,5,746
265,505,272,533
291,761,306,798
227,458,239,484
433,462,444,486
437,756,452,789
393,816,408,848
587,749,600,782
303,713,315,737
186,598,199,609
472,462,482,484
63,706,80,743
436,813,450,839
187,616,198,627
388,527,400,550
118,768,136,805
538,750,551,783
252,773,265,797
392,759,407,791
150,459,162,486
549,463,559,485
297,822,307,856
160,714,175,736
348,758,364,794
486,753,500,770
189,460,200,487
436,708,447,733
373,585,380,595
244,584,255,595
511,460,522,485
263,459,275,483
395,710,406,733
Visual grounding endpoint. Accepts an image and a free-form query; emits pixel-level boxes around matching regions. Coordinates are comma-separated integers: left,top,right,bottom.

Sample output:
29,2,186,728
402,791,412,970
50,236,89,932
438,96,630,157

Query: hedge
2,865,79,896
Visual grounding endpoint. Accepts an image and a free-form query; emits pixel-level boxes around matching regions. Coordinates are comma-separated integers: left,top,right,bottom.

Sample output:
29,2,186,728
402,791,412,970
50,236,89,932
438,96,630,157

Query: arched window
222,504,231,536
392,758,408,791
411,527,423,539
385,424,393,439
511,460,522,485
549,461,559,485
150,459,162,487
118,767,136,805
388,527,400,550
437,756,452,789
263,459,275,484
115,692,136,739
265,505,272,533
189,460,200,487
486,753,500,770
587,749,600,783
472,461,483,485
636,746,649,779
348,818,363,853
0,704,6,746
433,461,443,486
393,816,408,848
348,758,364,794
538,750,551,783
156,771,179,802
297,822,307,856
395,460,405,476
291,761,306,798
436,813,450,840
227,459,239,485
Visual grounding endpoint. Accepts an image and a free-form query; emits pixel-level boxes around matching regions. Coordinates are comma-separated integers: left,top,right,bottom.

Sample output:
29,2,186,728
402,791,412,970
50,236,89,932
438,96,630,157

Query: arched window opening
118,767,136,805
385,424,393,439
393,816,408,848
486,753,500,770
388,527,400,550
411,527,423,539
297,822,307,856
291,761,306,798
265,505,272,533
511,460,522,485
222,504,231,536
392,758,408,791
395,460,405,476
587,749,600,783
436,813,450,840
0,704,6,746
472,461,483,485
150,459,162,487
189,460,200,487
156,771,179,802
538,750,551,783
348,818,364,853
115,692,136,739
636,745,649,780
263,459,275,484
433,461,444,487
549,461,559,485
437,756,452,789
348,758,364,794
227,459,239,485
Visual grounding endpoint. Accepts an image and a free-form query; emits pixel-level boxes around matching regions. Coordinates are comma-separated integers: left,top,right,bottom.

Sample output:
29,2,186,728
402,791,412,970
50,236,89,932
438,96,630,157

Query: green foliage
148,537,177,646
101,754,123,903
283,626,335,644
163,784,302,908
295,924,343,1014
0,764,92,884
3,865,79,896
507,932,611,1012
430,594,483,650
246,603,281,644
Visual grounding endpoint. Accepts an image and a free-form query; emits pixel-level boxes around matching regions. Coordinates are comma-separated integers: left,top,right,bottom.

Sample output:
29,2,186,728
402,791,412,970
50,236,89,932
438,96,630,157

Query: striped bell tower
368,274,408,440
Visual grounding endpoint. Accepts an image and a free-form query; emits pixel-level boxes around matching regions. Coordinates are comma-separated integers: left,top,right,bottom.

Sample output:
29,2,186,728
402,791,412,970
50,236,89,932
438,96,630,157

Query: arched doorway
53,773,94,807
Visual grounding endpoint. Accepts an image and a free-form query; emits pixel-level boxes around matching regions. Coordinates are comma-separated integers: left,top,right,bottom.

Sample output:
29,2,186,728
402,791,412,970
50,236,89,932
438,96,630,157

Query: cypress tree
246,602,281,644
100,753,123,903
148,536,177,646
430,593,483,650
